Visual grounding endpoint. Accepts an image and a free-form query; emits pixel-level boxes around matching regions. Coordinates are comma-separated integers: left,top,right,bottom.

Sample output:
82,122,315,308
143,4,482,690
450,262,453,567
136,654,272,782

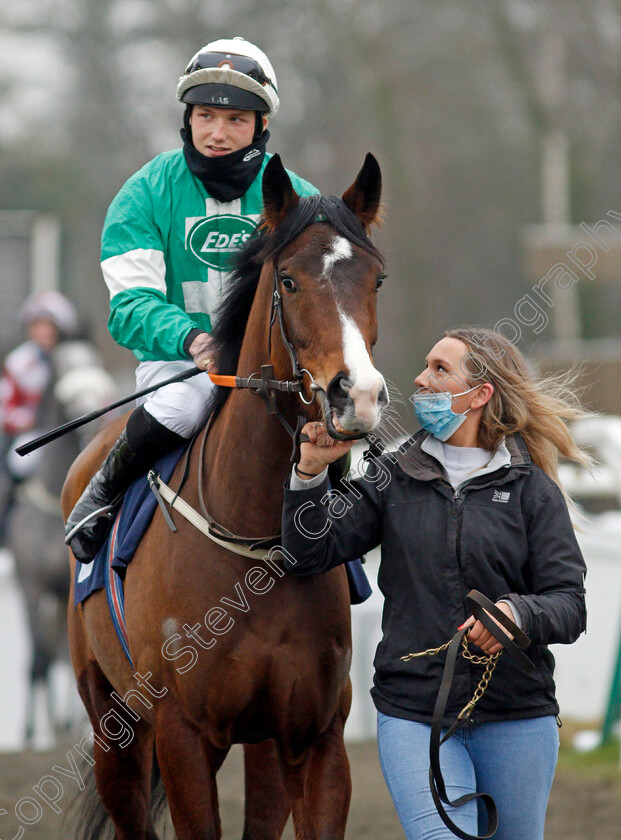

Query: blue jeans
377,711,559,840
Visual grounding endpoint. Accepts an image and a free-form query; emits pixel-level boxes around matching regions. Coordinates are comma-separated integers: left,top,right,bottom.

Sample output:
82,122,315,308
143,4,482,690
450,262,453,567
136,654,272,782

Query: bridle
235,262,323,460
266,261,371,445
268,264,318,405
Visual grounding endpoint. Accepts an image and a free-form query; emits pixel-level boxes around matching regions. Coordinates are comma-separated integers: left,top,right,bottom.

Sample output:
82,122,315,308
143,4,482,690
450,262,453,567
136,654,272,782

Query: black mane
209,194,384,409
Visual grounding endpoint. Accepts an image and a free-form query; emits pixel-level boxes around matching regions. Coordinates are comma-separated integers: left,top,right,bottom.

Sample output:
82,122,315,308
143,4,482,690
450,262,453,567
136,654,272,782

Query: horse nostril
378,384,389,408
337,378,353,397
326,372,352,409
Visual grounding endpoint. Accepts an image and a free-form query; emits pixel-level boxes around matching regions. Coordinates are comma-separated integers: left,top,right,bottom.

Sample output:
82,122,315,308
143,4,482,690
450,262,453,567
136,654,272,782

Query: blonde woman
281,327,588,840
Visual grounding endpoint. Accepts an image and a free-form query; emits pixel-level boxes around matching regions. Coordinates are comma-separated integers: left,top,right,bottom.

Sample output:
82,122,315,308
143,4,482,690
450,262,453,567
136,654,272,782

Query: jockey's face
189,105,268,157
28,317,59,353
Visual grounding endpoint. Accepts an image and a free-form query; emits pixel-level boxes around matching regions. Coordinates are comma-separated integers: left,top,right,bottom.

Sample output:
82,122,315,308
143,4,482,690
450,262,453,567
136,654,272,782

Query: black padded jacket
281,432,587,726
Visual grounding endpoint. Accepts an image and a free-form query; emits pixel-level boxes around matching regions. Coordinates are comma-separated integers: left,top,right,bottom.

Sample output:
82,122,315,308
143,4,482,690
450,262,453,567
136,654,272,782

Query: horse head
259,153,388,439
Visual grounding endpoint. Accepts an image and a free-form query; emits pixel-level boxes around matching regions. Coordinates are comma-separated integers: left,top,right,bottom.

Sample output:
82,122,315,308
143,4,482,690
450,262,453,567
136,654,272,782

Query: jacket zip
452,484,478,721
449,472,526,723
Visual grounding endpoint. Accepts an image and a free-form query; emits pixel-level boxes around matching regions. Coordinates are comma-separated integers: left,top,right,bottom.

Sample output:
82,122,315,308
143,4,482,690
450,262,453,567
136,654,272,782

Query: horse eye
375,274,386,291
281,276,297,293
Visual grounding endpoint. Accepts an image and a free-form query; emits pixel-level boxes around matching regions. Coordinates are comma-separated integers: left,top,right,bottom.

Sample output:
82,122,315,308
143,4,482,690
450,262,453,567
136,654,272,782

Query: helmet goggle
184,51,278,93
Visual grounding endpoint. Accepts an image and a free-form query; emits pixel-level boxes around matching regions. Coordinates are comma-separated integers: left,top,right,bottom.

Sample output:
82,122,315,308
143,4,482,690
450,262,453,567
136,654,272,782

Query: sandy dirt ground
0,735,619,839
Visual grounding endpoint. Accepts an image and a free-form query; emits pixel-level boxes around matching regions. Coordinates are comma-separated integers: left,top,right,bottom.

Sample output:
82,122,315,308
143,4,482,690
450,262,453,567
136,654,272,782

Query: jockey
1,291,78,438
65,36,318,563
0,290,78,543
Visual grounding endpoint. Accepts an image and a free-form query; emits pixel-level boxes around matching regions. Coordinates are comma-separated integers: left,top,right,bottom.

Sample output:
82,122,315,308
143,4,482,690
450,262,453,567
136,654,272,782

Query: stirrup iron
64,495,123,545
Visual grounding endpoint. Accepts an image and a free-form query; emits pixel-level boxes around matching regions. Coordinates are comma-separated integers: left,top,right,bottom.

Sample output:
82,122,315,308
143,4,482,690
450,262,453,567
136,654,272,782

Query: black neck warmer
180,126,270,203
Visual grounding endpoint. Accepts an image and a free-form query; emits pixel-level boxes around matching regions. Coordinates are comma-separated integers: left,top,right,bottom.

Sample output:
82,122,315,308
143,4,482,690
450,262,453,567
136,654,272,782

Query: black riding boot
64,406,185,563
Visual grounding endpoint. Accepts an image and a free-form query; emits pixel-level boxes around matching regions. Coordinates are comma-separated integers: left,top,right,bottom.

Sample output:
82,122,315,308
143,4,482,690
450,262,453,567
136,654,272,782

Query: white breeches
135,360,218,439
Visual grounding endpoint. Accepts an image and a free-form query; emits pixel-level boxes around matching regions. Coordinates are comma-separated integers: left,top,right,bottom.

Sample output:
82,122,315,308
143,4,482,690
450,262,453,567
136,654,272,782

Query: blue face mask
410,386,479,442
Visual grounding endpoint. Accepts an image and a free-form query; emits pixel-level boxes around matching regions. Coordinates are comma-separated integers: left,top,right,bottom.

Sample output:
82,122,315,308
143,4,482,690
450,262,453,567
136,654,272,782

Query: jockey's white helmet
176,37,279,118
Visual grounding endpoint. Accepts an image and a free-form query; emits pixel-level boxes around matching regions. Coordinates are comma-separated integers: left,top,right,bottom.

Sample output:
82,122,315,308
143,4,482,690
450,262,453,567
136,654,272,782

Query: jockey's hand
297,421,355,477
189,332,218,373
459,601,515,656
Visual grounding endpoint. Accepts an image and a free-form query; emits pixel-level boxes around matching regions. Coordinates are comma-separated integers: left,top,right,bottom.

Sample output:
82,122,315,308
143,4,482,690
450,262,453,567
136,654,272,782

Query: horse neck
202,275,302,536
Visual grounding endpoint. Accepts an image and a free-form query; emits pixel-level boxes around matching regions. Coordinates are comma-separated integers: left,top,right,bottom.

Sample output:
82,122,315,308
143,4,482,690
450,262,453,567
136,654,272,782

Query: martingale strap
150,363,323,556
148,471,282,561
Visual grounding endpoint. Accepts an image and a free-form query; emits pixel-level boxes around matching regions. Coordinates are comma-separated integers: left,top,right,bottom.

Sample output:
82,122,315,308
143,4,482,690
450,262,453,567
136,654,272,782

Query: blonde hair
444,327,592,490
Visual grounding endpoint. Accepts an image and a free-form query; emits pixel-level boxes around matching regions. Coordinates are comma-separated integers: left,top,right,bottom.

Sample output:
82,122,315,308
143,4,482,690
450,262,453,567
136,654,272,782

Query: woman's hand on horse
297,421,355,475
189,332,218,373
459,601,515,655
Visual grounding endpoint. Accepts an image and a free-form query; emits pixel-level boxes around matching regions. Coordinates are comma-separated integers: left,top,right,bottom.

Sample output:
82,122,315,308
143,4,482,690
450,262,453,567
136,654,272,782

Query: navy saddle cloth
74,448,371,607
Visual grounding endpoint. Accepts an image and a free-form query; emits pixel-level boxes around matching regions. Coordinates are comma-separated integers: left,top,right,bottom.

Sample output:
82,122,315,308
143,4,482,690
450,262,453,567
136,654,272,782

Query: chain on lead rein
401,632,501,723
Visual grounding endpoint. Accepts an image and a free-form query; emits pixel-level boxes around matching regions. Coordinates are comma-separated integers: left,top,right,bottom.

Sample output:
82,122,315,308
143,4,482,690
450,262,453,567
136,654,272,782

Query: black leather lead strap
291,418,310,464
427,590,535,839
467,590,535,672
428,627,498,840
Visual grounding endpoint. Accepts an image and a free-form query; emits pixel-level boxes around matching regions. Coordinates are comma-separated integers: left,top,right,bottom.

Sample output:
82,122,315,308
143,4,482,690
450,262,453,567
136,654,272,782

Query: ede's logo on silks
187,214,257,269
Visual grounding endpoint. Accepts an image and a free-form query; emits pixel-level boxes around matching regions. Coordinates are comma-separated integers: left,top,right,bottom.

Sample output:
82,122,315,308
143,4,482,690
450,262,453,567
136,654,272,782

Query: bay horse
62,152,387,840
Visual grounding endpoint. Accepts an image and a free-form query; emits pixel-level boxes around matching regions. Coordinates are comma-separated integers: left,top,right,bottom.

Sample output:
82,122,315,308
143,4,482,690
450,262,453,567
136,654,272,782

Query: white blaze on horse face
339,311,387,429
322,236,353,276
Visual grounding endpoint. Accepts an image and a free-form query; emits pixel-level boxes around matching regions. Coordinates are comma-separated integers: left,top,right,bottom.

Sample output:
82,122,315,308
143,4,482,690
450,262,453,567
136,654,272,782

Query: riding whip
16,368,224,457
16,363,307,457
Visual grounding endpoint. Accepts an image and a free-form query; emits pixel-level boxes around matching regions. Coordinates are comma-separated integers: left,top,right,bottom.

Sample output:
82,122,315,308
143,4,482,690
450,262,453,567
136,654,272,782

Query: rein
147,382,306,561
401,590,535,840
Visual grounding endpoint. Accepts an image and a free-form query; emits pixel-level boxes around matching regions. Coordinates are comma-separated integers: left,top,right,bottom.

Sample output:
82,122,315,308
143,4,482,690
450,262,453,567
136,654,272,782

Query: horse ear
342,153,382,230
261,154,300,231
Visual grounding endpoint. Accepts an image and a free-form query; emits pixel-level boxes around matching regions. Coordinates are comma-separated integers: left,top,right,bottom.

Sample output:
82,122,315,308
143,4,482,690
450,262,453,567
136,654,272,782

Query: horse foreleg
304,713,351,840
76,660,160,840
274,752,313,840
155,699,228,840
281,726,351,840
243,740,291,839
279,686,352,840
